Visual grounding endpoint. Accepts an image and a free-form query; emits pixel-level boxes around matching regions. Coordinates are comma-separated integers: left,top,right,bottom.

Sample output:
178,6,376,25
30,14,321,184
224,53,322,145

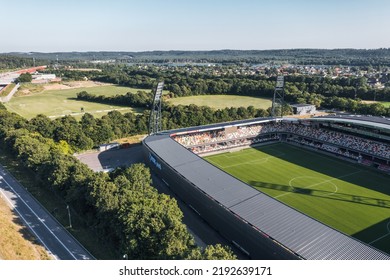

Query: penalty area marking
368,220,390,245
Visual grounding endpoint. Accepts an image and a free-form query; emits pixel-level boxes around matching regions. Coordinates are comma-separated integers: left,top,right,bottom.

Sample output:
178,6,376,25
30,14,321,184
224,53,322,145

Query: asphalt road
0,164,94,260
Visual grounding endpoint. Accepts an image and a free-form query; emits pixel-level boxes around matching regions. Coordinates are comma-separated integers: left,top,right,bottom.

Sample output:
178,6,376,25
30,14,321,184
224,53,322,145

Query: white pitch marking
274,171,361,199
369,220,390,245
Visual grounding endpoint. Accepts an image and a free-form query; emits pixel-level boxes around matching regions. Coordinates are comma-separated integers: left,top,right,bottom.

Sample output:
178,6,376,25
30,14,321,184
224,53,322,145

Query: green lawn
4,85,144,119
0,83,16,97
381,102,390,108
167,95,272,110
205,143,390,254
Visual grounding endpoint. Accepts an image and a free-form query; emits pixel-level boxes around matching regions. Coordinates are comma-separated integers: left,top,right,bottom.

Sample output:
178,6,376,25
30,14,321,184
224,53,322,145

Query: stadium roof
144,118,390,260
312,115,390,131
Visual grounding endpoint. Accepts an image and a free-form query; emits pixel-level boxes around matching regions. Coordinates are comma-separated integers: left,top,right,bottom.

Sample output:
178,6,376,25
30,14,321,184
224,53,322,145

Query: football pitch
205,143,390,255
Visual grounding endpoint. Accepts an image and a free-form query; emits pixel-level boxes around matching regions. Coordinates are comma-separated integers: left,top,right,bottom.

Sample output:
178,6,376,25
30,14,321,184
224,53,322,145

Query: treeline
45,69,102,81
95,65,390,100
6,49,390,65
77,90,153,108
93,66,390,116
0,55,48,69
0,108,236,260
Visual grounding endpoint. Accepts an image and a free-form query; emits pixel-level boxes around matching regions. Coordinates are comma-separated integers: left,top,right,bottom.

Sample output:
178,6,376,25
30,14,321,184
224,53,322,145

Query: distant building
292,104,316,115
98,142,120,152
32,74,56,80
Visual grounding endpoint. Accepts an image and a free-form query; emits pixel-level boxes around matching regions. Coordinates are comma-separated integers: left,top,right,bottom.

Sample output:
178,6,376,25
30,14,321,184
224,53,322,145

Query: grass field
4,84,144,120
0,83,16,97
167,95,272,110
205,143,390,254
381,102,390,108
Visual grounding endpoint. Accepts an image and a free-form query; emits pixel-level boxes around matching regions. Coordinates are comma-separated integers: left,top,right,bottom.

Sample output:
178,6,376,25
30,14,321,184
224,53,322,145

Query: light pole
66,205,72,229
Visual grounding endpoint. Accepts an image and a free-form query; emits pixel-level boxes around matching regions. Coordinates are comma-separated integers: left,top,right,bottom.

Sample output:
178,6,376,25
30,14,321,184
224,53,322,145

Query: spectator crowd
173,121,390,160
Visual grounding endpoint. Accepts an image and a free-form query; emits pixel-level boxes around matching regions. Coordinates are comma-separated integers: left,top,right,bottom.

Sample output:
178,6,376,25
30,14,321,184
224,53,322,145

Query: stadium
143,114,390,260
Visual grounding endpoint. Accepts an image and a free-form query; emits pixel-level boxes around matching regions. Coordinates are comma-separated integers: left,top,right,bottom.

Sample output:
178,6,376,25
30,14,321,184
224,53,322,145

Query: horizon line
2,47,390,54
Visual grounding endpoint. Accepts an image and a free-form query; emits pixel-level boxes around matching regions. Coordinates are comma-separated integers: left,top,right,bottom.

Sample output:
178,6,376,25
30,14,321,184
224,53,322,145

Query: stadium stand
144,116,390,260
173,121,390,171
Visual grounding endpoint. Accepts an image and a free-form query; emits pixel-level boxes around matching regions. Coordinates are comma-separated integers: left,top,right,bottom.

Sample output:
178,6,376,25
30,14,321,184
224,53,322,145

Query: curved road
0,164,94,260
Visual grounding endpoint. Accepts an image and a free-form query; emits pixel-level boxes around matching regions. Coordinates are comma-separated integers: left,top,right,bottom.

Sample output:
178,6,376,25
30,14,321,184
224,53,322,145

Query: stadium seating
173,121,390,161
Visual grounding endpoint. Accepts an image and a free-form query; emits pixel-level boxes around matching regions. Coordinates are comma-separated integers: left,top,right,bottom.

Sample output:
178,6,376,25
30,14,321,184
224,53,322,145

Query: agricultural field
4,82,145,119
205,143,390,254
167,95,272,110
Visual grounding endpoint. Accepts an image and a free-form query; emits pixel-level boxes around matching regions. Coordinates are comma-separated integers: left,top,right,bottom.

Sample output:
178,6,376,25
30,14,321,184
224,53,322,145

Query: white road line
0,187,57,260
0,175,77,260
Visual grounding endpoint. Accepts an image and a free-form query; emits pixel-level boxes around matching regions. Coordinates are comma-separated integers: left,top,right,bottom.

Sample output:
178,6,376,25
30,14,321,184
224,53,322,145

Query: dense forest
0,55,48,69
0,105,237,260
3,48,390,65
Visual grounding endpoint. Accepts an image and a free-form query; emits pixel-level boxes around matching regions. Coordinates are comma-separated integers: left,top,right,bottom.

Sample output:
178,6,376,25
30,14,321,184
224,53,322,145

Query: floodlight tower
149,81,164,135
271,76,285,117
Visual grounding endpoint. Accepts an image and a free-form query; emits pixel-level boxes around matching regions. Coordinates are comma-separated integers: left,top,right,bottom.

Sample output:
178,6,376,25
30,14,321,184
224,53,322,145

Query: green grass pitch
4,85,145,120
167,95,272,110
205,143,390,254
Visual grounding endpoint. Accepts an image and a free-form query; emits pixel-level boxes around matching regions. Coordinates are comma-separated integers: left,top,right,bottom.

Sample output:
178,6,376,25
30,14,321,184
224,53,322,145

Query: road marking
0,187,57,260
0,173,77,260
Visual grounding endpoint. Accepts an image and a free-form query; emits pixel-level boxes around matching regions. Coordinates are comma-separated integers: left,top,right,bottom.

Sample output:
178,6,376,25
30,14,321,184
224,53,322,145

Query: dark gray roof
144,120,390,260
313,115,390,131
168,117,277,135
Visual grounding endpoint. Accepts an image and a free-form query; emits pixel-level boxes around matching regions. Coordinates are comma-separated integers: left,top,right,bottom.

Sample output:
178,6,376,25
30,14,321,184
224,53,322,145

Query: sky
0,0,390,52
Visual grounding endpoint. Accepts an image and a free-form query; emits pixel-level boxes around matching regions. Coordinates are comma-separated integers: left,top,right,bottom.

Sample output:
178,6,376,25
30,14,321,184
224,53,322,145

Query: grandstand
143,115,390,260
173,116,390,169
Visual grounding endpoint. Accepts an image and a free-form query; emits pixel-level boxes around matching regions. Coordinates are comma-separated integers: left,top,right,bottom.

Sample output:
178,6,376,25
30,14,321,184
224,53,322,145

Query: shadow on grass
352,218,390,254
249,180,390,209
255,143,390,196
12,214,42,247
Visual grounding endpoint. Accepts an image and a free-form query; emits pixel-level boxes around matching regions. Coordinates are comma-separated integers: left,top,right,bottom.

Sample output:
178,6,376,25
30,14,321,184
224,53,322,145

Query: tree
16,73,32,83
118,192,195,259
13,134,51,169
202,244,236,260
28,114,56,138
87,172,119,214
118,163,153,193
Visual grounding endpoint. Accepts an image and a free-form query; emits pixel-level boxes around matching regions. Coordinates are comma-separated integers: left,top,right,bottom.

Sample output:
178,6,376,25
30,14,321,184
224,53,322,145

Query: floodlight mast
271,76,285,118
149,81,164,135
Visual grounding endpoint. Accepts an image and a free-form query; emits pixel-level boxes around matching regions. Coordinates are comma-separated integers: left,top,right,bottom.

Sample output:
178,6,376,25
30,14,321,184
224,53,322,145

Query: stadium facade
142,115,390,260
